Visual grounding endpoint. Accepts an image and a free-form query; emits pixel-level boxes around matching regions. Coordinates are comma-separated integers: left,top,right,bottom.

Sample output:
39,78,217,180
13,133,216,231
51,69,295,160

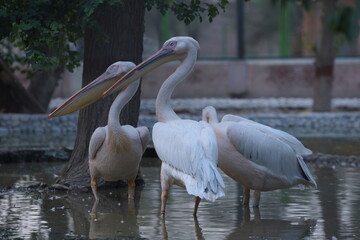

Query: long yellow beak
48,65,132,119
102,48,180,98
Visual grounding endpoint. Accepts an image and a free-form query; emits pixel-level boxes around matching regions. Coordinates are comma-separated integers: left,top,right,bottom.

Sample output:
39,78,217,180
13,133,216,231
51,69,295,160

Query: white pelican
103,37,225,216
48,62,149,201
202,106,317,207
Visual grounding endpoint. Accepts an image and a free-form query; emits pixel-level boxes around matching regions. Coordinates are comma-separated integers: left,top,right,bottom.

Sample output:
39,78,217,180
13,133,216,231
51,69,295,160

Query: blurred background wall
52,0,360,99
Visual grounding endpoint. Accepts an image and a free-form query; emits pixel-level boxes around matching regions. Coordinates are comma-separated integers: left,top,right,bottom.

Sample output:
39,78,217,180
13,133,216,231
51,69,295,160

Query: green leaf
299,0,312,11
336,7,359,41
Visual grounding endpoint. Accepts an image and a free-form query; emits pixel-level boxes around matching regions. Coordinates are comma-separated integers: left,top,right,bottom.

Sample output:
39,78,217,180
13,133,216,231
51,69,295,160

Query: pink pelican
48,61,149,201
202,106,317,207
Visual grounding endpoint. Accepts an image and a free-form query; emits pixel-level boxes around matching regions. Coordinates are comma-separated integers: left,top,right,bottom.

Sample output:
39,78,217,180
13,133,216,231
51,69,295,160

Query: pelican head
202,106,219,124
48,61,135,119
102,36,200,98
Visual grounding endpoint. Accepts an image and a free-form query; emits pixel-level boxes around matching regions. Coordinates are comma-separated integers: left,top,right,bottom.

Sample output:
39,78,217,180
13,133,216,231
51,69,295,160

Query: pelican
103,37,225,216
202,106,317,207
48,62,149,201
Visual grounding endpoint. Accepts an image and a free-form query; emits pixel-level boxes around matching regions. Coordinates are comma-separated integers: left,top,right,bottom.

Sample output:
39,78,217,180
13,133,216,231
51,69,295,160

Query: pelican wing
225,121,315,185
222,114,312,156
153,119,225,200
88,127,106,160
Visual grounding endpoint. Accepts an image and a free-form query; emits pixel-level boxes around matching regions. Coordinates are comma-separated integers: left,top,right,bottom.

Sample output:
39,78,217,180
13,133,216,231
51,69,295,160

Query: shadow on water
1,161,360,239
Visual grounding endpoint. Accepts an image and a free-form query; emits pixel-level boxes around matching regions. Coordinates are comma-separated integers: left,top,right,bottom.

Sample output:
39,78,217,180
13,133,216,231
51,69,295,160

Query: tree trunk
25,48,64,112
312,0,337,112
56,0,145,188
0,49,63,113
0,57,45,113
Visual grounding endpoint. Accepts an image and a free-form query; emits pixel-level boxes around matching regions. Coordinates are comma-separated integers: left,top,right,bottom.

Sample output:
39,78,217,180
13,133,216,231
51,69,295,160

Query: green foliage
147,0,229,25
271,0,312,10
331,5,359,42
0,0,104,74
297,0,360,42
272,0,359,52
0,0,229,77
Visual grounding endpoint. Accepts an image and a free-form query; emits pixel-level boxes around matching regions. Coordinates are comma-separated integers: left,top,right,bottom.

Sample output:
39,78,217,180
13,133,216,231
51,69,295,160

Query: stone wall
2,98,360,138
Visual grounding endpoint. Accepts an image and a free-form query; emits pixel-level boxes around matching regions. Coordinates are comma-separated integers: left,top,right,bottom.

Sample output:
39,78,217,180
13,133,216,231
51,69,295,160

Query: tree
311,0,359,111
312,0,337,112
54,0,146,188
275,0,359,111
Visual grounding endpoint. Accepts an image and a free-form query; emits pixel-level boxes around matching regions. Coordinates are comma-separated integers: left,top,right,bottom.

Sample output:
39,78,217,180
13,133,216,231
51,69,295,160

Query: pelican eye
164,41,177,49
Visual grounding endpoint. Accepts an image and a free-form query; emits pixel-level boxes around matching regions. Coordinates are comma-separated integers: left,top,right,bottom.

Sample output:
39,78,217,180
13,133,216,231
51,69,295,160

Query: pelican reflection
89,190,140,239
161,216,205,240
225,206,317,239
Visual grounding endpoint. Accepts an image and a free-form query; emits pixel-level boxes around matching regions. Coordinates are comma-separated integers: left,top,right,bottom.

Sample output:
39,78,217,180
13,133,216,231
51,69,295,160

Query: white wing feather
222,114,312,156
225,122,316,186
89,127,106,160
153,119,225,200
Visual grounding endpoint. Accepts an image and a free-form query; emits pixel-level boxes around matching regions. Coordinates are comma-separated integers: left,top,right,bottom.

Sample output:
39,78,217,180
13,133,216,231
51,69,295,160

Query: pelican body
89,77,149,201
202,106,316,207
104,37,225,216
48,62,149,201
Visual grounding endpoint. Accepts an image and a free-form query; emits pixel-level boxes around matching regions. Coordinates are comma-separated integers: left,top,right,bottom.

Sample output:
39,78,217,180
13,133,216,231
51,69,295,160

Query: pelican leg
127,197,136,221
243,205,250,223
160,216,168,239
193,215,204,239
161,189,169,217
90,200,99,219
127,178,136,199
243,187,250,205
253,207,261,221
253,190,261,208
160,163,171,217
91,177,99,203
193,196,201,216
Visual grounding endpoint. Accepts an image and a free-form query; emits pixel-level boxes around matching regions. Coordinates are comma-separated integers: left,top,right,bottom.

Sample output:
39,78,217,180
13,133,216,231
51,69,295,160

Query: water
301,137,360,156
1,135,359,239
1,159,360,240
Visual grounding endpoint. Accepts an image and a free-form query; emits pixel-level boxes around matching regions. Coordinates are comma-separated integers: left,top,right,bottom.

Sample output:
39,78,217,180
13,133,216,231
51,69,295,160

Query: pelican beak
48,68,128,119
102,48,179,98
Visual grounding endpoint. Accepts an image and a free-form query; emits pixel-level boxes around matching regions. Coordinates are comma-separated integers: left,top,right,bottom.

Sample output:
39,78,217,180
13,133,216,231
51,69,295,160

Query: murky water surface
1,159,359,240
1,135,359,239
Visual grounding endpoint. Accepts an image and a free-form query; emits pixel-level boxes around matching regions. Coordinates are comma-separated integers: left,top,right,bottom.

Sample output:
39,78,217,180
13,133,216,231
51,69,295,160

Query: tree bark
312,0,337,112
56,0,145,188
